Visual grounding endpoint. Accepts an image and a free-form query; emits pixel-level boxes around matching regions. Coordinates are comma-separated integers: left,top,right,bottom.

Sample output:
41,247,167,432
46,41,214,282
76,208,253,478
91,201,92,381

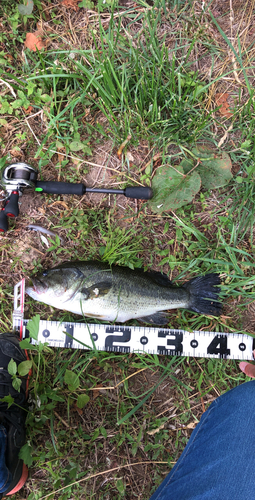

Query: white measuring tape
13,280,255,360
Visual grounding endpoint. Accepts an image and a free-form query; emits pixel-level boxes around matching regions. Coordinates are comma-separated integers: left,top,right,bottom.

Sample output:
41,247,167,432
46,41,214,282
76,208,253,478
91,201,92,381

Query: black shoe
0,332,29,497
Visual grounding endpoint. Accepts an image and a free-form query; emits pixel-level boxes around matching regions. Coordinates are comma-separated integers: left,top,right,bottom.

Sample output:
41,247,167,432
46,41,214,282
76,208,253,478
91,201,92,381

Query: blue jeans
0,426,12,494
149,380,255,500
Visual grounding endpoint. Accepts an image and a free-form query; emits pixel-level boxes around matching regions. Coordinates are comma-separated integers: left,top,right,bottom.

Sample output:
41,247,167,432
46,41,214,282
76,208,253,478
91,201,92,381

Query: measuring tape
13,280,255,360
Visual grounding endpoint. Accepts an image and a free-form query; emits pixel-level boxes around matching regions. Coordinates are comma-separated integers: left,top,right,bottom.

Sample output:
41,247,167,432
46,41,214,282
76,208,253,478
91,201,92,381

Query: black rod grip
0,210,8,232
35,181,86,195
4,192,19,218
124,186,153,199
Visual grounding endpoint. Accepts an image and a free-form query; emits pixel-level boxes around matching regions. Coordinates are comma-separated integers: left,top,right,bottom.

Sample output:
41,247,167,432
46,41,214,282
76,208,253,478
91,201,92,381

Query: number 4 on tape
14,280,255,360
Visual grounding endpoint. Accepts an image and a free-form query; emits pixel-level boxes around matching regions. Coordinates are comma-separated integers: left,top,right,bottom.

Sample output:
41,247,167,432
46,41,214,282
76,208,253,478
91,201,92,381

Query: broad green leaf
19,442,33,467
100,426,107,438
12,99,23,109
41,94,51,103
241,140,251,150
235,176,243,184
27,82,36,96
180,158,194,174
116,478,125,496
26,314,40,340
18,0,34,15
91,428,100,441
149,164,201,213
191,146,232,189
12,377,22,392
47,393,65,402
19,339,38,350
79,0,94,7
0,395,14,408
8,358,17,376
77,394,90,408
18,360,32,376
69,140,85,152
64,369,80,391
0,119,7,126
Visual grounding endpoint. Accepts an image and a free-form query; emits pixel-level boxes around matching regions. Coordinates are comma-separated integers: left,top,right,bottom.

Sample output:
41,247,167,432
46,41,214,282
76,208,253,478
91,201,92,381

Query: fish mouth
31,277,48,294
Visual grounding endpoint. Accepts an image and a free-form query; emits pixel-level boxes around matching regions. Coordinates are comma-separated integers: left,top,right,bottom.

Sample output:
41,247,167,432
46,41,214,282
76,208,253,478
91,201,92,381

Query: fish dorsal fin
81,280,112,299
146,270,172,287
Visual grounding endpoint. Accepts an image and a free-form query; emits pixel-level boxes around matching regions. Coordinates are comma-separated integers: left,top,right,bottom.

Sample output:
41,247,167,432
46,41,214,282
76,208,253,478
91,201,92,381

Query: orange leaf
61,0,79,11
215,93,233,118
5,54,13,62
215,92,229,105
24,32,46,52
23,105,33,114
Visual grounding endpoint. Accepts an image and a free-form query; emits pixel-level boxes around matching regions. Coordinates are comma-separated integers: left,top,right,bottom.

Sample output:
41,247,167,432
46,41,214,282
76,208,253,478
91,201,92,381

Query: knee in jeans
225,380,255,405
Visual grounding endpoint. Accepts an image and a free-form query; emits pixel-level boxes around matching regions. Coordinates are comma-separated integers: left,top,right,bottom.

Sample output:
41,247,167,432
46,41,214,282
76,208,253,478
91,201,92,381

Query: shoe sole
6,463,28,495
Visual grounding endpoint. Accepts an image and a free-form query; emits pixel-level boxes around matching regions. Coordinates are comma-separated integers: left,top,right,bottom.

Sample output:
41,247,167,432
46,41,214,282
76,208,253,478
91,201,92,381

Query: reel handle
0,209,8,232
4,191,19,218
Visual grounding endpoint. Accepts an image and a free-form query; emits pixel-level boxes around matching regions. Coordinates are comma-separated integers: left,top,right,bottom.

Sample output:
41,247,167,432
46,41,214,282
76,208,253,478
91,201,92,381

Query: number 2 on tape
105,326,131,353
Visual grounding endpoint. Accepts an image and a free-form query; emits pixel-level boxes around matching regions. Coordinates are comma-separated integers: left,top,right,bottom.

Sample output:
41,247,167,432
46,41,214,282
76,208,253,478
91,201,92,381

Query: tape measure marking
21,319,255,360
14,280,255,360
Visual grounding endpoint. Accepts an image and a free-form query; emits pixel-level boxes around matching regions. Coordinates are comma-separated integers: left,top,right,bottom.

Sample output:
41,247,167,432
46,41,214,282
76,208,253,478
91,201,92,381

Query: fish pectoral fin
138,312,169,325
81,280,112,299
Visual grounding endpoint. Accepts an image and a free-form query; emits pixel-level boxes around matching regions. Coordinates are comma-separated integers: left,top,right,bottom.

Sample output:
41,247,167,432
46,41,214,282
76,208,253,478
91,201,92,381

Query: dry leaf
23,105,33,114
117,134,132,157
5,54,14,62
147,423,165,435
61,0,79,11
57,146,66,164
215,92,228,105
48,201,69,209
9,148,23,159
126,151,134,162
217,123,233,148
215,93,233,118
92,388,100,399
24,32,46,52
186,422,197,429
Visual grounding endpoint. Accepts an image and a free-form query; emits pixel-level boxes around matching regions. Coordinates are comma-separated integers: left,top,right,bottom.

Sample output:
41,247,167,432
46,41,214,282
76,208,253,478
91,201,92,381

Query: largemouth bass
26,261,222,324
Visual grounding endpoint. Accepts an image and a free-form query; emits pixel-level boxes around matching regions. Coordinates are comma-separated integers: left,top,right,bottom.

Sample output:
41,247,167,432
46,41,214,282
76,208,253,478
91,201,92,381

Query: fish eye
42,271,48,277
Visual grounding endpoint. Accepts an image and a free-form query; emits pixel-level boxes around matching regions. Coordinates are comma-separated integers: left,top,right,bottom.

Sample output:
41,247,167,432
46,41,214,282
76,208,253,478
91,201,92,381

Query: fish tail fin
183,273,222,316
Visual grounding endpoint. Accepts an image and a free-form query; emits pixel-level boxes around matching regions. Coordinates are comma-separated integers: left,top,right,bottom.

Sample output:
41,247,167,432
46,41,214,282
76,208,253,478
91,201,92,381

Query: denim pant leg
0,425,12,494
150,380,255,500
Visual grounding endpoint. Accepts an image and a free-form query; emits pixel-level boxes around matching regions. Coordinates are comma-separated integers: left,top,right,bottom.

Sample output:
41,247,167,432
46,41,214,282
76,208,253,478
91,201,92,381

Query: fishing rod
0,162,153,232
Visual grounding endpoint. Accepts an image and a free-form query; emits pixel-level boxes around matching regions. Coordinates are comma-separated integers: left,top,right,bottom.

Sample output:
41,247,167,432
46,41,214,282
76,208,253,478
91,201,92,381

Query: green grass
1,0,255,498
